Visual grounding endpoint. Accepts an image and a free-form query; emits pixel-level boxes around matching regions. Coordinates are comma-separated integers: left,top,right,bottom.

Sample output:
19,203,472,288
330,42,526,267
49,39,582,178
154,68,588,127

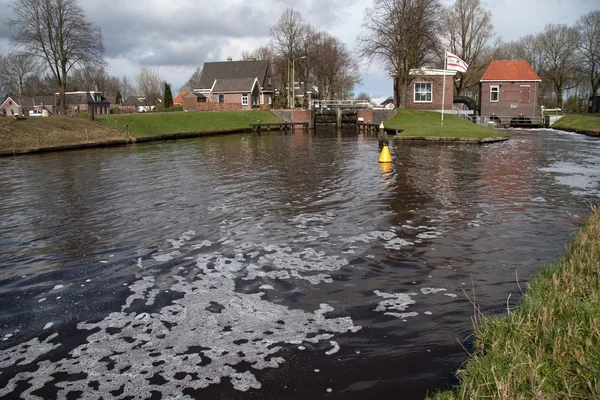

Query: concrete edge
391,136,510,144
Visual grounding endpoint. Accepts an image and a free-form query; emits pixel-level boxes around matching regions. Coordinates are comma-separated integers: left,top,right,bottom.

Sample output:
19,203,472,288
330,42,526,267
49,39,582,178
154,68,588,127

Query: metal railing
309,99,372,109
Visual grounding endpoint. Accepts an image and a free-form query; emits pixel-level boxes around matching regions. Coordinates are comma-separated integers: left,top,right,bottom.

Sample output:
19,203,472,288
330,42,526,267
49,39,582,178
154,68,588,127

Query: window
260,93,264,105
267,76,272,86
241,93,248,106
414,83,432,103
490,86,499,102
218,94,224,103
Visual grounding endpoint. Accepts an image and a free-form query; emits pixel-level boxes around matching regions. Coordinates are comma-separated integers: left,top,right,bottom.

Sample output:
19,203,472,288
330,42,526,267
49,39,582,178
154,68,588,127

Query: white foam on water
373,290,416,315
420,288,447,295
43,322,54,330
53,285,64,290
38,298,46,303
444,293,458,298
424,311,433,316
0,230,362,398
259,285,275,290
325,341,340,355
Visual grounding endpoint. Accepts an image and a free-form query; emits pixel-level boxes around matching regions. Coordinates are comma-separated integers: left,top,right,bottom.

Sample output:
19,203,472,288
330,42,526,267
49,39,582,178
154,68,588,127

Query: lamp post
292,55,307,109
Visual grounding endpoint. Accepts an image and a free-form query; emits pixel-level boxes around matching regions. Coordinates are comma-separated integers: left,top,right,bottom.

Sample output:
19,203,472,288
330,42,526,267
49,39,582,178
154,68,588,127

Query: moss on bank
551,114,600,136
430,207,600,400
384,109,509,140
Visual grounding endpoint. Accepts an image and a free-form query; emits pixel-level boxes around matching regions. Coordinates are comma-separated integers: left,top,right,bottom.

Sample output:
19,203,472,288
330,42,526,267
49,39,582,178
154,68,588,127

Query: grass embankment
97,110,283,138
384,109,509,140
551,114,600,136
0,116,126,152
431,207,600,400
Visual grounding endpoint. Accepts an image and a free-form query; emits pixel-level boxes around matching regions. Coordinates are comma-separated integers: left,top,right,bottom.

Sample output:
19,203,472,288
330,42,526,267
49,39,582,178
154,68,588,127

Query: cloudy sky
0,0,597,102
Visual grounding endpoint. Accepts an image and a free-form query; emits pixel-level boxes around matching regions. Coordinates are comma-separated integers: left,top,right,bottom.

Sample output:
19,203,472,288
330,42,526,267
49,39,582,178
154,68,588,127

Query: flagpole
441,50,447,126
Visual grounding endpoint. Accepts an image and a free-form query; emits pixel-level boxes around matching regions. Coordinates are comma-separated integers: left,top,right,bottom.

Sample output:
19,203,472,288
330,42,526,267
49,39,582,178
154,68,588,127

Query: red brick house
479,60,542,124
59,91,111,115
405,69,456,112
194,59,274,111
173,91,189,106
1,96,56,116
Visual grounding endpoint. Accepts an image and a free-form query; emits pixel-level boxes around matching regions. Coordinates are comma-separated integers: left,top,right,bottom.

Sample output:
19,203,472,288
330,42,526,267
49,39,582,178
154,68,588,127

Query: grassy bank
97,110,283,137
430,207,600,400
0,116,126,151
384,109,509,139
551,114,600,136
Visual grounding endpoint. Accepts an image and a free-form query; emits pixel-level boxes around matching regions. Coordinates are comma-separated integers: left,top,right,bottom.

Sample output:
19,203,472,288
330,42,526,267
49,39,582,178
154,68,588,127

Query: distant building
1,96,56,117
193,59,274,111
479,60,542,124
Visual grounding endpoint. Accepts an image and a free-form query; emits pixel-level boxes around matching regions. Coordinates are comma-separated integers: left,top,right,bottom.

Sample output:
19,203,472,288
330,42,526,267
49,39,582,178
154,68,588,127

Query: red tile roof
173,91,190,105
480,60,541,81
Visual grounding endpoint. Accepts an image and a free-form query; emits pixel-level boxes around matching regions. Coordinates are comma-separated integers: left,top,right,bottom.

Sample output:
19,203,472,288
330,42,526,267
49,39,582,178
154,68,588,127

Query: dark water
1,128,599,399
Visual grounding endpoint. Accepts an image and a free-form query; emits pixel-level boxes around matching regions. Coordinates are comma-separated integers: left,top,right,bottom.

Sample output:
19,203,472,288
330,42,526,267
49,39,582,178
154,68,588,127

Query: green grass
97,110,283,137
384,109,509,139
551,114,600,135
430,207,600,400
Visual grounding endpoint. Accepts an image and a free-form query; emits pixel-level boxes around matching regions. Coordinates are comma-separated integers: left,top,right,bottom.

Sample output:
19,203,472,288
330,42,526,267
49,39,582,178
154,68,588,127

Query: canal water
0,128,599,399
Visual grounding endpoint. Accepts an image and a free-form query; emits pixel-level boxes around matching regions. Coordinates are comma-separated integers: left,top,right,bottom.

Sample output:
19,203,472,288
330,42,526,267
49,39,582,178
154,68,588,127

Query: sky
0,0,597,103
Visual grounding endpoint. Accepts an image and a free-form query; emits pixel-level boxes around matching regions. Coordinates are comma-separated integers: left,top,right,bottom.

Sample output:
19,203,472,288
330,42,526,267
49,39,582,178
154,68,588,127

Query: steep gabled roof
212,78,258,93
173,91,189,104
198,60,271,90
481,60,541,82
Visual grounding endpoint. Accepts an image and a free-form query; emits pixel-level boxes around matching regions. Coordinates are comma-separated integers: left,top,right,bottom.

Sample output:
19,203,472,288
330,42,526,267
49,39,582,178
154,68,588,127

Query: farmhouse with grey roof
194,59,274,110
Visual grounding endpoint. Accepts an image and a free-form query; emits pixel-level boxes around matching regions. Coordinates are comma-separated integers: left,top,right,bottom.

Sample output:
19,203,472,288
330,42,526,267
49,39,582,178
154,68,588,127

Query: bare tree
577,10,600,97
443,0,495,96
242,46,272,61
311,32,360,100
537,24,581,108
358,0,443,107
179,67,203,92
0,52,40,114
120,76,134,100
270,8,307,106
8,0,105,114
136,68,162,106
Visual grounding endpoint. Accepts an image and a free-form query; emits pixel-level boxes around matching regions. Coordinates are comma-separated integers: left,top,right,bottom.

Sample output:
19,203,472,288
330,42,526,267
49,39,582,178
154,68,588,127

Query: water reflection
0,128,598,399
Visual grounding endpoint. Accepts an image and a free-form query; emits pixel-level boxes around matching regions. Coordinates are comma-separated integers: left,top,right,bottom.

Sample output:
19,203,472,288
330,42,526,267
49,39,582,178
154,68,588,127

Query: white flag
446,52,469,73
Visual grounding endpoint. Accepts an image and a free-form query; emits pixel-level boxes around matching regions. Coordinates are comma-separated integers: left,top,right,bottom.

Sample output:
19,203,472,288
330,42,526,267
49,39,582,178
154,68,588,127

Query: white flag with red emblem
446,51,469,73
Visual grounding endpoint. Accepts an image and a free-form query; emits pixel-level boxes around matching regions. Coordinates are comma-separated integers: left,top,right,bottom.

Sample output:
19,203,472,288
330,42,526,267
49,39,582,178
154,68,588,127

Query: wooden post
336,108,342,128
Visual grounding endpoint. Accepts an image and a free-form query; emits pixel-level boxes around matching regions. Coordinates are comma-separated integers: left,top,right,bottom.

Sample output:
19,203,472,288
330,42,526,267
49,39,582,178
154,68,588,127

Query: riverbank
430,207,600,400
0,116,129,155
384,109,510,142
551,114,600,136
96,110,283,137
1,108,512,155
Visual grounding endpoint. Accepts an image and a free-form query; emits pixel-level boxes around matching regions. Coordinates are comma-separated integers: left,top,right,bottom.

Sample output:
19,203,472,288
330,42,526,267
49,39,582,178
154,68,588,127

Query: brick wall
194,102,242,111
480,81,540,122
406,75,454,111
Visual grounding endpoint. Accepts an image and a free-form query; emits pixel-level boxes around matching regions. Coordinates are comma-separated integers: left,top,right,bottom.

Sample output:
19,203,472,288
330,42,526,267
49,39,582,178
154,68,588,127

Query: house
479,60,542,124
405,69,456,112
181,92,207,112
1,95,56,117
59,91,111,115
119,96,161,113
193,59,274,111
173,91,189,106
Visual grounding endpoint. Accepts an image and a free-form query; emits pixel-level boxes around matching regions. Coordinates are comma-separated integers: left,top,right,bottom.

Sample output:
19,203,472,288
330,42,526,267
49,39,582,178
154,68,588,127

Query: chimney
227,57,232,61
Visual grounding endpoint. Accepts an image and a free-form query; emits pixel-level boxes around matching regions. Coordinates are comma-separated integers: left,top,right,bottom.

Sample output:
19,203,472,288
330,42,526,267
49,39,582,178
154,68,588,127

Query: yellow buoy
379,162,392,173
378,144,392,163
